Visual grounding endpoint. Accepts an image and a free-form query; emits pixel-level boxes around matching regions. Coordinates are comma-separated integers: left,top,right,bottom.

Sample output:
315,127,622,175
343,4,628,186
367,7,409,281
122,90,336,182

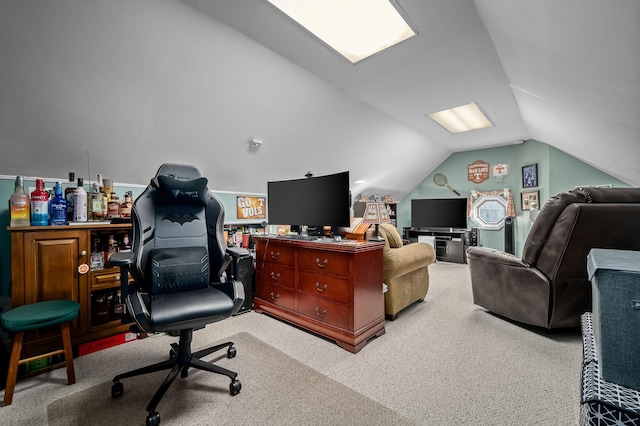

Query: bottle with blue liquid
50,182,67,226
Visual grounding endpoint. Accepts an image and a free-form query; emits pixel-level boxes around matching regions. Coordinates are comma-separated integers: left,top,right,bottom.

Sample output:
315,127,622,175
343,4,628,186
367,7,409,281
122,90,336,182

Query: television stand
403,228,469,264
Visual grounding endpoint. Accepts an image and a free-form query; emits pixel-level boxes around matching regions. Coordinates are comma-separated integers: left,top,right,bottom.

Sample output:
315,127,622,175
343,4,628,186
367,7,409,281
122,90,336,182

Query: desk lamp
363,201,391,242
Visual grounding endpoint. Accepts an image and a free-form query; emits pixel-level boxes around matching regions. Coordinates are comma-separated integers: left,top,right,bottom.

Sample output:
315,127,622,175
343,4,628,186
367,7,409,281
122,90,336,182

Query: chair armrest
466,246,529,268
383,242,436,278
109,252,134,267
214,279,245,315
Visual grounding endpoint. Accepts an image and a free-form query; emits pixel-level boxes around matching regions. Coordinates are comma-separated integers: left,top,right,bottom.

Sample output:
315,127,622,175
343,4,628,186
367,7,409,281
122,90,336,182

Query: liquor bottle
113,289,124,319
107,192,119,219
50,182,67,226
64,172,76,222
119,233,132,252
9,176,30,227
119,191,132,219
105,234,118,263
91,182,104,221
30,179,49,226
73,178,88,222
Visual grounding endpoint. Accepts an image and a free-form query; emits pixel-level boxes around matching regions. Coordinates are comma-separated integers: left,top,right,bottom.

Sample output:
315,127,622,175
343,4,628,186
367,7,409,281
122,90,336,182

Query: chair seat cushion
132,287,235,333
0,300,80,333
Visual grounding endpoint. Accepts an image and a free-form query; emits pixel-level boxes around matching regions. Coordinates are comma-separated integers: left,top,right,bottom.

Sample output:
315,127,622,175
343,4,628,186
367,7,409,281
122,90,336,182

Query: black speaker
504,217,514,254
465,228,479,247
226,247,254,315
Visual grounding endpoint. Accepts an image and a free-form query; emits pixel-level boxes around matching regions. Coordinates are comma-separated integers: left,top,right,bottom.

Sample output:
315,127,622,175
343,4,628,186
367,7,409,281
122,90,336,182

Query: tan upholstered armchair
366,224,436,320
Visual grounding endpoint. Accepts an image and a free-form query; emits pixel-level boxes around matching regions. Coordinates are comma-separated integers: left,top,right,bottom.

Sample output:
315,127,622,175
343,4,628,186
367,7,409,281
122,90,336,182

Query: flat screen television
267,171,351,228
411,198,468,230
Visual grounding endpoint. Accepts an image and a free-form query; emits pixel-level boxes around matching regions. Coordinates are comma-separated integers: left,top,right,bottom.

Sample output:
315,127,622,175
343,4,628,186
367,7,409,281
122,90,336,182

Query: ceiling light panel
427,103,494,134
267,0,416,63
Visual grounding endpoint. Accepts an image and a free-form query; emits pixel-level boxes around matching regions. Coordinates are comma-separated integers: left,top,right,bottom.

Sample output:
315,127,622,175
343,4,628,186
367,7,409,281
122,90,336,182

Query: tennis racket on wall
433,173,460,196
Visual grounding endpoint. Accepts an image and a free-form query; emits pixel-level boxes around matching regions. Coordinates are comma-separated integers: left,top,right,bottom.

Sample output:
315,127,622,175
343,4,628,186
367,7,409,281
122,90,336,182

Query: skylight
427,103,494,134
267,0,416,64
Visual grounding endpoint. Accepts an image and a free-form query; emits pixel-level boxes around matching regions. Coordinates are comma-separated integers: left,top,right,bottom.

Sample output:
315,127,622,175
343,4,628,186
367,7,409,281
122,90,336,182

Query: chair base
111,329,240,425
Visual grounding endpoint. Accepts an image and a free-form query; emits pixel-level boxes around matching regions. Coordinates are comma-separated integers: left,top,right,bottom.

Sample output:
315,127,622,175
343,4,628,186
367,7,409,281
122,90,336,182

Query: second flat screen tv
267,171,351,228
411,198,468,230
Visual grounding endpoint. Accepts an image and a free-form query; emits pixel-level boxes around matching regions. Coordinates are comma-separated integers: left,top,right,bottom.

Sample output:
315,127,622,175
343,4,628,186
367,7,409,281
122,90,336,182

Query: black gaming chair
109,163,245,426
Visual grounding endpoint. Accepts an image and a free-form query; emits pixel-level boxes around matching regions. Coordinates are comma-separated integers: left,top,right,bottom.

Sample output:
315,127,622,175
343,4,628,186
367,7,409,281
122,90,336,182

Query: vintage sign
468,160,490,184
236,196,266,220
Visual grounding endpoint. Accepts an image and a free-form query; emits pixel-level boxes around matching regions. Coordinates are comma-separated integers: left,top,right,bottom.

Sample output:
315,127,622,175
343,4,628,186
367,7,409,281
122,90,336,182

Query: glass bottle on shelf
107,192,119,219
91,182,105,221
90,235,104,271
119,234,132,252
9,176,30,227
104,234,117,264
119,191,132,219
73,178,88,222
64,172,75,222
50,182,67,226
30,179,49,226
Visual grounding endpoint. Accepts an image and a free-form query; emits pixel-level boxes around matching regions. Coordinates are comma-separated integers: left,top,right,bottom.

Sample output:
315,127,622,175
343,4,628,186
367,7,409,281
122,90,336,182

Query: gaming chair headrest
150,163,209,206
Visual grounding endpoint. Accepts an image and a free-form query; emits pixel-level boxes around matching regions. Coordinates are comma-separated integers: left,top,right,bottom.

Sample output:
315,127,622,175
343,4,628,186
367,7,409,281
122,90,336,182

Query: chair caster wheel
227,346,236,358
146,411,160,426
230,379,241,395
111,381,124,398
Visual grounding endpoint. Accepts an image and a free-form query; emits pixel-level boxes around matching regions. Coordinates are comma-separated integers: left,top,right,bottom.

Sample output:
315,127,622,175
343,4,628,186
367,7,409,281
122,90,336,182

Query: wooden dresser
253,236,385,353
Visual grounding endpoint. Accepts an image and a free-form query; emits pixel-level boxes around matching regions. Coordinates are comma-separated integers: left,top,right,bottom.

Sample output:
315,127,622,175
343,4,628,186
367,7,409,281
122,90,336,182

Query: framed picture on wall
521,191,540,211
522,164,538,188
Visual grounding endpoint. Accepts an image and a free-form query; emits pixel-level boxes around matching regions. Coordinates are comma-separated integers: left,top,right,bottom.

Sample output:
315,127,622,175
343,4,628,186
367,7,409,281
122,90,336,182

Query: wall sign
236,196,266,220
468,160,490,184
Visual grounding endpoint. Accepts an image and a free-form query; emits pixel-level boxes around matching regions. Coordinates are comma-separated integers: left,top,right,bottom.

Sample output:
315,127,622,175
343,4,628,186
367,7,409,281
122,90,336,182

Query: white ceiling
1,0,637,202
181,0,640,189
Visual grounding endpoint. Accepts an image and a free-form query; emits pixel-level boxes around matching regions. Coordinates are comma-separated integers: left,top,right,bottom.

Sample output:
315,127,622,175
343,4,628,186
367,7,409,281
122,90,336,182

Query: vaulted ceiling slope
183,0,640,189
1,1,637,201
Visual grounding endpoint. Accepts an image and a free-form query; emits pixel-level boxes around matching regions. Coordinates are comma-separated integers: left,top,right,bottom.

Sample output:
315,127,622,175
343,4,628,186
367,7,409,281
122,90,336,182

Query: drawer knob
315,258,328,268
270,272,281,281
270,251,280,260
80,250,87,256
315,306,328,317
270,292,280,301
315,282,328,292
115,275,121,281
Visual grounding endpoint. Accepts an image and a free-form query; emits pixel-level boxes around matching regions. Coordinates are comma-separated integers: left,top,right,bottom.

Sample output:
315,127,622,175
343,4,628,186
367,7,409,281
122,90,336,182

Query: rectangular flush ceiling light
267,0,416,64
427,102,494,134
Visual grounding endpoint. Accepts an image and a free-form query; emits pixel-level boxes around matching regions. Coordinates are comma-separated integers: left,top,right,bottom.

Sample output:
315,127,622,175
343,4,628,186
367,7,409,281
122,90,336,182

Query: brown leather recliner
467,187,640,329
365,223,436,320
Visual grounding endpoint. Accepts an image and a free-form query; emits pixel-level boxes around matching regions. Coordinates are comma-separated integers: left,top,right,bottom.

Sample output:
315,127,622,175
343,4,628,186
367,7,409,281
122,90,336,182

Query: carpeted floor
2,262,583,425
48,332,412,425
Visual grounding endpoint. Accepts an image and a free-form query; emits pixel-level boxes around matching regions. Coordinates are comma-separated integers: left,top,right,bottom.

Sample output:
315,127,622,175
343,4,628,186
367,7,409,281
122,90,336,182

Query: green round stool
1,300,80,406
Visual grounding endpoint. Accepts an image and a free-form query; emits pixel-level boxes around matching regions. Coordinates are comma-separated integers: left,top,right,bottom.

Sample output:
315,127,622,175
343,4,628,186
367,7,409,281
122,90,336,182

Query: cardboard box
78,332,137,356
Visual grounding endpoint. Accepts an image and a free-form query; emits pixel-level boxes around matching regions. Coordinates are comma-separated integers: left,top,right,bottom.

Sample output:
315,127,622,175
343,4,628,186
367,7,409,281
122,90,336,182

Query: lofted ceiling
180,0,640,194
1,0,638,202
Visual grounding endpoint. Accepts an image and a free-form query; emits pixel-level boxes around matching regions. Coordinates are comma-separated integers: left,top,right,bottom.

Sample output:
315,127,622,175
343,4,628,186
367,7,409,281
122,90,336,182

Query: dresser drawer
92,270,123,291
298,272,349,303
257,243,295,266
256,264,295,289
298,249,349,277
297,293,349,329
255,282,295,311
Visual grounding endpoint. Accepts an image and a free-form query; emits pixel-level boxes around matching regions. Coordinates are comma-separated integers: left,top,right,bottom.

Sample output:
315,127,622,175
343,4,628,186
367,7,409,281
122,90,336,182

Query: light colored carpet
47,332,412,426
2,262,583,425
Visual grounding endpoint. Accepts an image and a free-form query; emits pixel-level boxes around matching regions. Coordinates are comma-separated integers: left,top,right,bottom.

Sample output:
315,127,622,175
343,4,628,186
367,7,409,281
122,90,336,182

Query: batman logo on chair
162,212,199,225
